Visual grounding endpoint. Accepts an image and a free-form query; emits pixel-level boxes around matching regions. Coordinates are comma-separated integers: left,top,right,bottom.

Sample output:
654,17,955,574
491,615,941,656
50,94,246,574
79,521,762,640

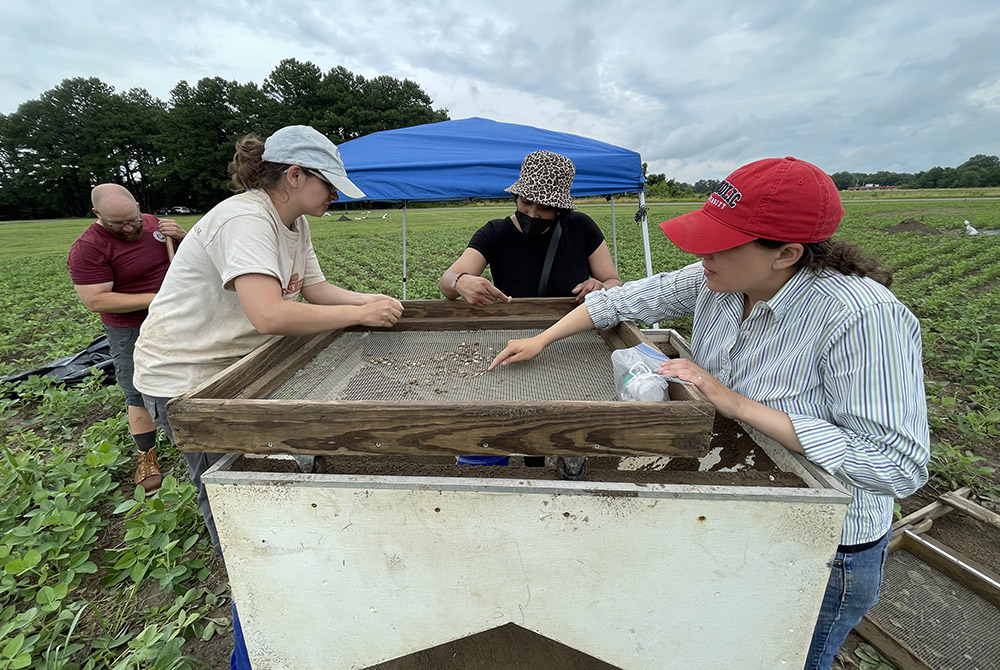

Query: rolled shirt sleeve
792,302,929,498
585,262,703,328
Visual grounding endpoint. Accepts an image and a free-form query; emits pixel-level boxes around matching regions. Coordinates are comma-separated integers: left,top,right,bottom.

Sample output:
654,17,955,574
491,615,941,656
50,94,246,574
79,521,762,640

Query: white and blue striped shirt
585,261,930,545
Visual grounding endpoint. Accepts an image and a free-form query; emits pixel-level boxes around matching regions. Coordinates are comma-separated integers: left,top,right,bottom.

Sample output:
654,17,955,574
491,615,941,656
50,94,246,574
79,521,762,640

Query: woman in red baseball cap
489,156,930,670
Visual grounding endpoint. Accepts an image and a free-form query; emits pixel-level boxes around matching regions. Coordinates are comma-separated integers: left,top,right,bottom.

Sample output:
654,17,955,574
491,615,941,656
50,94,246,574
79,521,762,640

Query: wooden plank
899,530,1000,608
612,321,646,348
342,299,579,333
183,331,340,400
888,519,932,552
238,330,347,399
596,328,629,351
396,297,578,320
940,490,1000,530
894,487,970,528
352,297,579,330
168,398,715,458
380,316,565,332
641,328,692,359
854,616,933,670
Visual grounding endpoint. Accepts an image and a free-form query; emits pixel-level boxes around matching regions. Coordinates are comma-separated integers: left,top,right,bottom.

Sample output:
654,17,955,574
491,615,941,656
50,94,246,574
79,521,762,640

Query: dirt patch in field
885,219,942,234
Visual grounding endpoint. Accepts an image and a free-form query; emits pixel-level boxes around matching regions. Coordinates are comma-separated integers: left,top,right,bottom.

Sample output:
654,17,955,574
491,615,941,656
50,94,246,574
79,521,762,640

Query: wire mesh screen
268,330,620,402
867,548,1000,670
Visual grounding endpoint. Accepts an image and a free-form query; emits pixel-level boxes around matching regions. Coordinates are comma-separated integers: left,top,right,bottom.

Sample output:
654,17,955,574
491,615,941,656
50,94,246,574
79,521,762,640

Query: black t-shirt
467,211,606,298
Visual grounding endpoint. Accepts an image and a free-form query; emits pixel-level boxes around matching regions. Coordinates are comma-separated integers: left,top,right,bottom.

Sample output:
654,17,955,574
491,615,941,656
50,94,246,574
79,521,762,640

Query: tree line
644,154,1000,200
828,154,1000,190
0,59,449,220
3,59,996,221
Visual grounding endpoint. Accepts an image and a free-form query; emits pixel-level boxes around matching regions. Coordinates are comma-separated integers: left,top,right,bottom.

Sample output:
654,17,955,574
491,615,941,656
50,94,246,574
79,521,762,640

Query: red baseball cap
659,157,844,254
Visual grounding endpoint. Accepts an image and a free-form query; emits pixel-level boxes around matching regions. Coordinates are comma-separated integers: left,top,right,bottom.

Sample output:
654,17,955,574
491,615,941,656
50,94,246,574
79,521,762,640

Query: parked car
169,206,196,215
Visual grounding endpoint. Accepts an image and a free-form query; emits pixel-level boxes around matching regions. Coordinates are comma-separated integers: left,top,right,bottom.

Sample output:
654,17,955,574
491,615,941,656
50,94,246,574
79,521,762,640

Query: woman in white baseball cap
132,125,403,670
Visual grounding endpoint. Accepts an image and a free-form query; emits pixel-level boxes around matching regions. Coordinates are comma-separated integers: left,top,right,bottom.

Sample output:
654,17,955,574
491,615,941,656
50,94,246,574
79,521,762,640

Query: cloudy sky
2,0,998,182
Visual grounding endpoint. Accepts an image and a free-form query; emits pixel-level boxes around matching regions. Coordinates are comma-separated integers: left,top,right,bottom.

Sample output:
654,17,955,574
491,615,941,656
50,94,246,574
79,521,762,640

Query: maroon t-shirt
67,214,171,327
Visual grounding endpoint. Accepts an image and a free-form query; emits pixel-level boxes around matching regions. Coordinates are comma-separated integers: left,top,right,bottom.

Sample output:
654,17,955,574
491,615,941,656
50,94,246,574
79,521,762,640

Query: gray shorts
102,324,144,407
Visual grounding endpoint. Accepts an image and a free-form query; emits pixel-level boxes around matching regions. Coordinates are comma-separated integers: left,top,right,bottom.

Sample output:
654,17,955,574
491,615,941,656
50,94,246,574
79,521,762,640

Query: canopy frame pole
637,190,658,329
610,195,619,273
401,202,408,300
638,191,653,278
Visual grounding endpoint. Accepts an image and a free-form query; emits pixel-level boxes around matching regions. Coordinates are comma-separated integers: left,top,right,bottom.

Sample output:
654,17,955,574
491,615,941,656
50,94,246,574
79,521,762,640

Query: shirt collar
764,268,816,319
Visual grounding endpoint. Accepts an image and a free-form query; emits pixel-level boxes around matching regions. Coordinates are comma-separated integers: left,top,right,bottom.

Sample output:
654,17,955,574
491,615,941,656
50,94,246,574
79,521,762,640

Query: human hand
488,336,545,371
361,293,397,305
657,359,744,419
457,274,511,306
571,278,607,303
157,218,186,240
357,298,404,328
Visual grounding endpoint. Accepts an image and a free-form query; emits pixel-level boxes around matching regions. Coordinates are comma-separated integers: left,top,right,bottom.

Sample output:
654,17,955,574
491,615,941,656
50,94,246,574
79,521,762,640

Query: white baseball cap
262,125,365,199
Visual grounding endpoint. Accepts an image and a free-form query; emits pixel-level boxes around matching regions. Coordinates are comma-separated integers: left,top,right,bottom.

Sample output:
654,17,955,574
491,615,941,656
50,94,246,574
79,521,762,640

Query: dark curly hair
228,134,289,192
757,239,892,287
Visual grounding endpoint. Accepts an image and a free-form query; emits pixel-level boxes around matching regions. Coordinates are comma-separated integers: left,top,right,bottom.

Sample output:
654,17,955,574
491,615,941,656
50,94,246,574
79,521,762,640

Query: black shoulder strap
537,220,562,296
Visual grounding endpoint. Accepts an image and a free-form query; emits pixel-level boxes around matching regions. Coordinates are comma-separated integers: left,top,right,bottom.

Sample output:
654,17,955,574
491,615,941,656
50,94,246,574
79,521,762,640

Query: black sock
133,431,157,453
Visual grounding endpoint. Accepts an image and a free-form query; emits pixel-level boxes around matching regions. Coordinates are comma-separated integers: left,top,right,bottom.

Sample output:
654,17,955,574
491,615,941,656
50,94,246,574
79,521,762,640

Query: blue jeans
231,603,251,669
803,531,891,670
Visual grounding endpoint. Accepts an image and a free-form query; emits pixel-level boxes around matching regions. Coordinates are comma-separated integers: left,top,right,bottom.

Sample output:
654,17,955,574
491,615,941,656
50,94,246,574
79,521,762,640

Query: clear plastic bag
610,343,683,401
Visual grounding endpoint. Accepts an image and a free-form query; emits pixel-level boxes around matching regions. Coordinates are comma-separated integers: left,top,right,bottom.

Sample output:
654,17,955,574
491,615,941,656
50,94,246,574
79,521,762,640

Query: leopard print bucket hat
504,151,576,210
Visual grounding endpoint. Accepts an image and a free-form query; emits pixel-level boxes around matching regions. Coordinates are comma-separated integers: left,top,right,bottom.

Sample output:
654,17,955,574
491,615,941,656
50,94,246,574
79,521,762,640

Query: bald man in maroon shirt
68,184,186,496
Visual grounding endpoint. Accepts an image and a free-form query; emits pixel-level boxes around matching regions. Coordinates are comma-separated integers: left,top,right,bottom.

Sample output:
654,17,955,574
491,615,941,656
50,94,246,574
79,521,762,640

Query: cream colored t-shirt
133,190,326,398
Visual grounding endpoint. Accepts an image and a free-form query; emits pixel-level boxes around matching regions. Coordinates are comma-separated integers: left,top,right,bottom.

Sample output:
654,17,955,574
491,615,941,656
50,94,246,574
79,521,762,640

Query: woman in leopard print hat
440,150,622,306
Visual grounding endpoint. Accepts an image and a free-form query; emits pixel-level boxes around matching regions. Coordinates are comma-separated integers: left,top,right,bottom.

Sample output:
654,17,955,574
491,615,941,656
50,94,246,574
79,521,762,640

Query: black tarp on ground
1,335,114,393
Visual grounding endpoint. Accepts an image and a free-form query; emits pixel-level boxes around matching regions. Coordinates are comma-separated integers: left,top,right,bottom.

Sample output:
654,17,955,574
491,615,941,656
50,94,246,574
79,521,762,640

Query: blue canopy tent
336,117,653,298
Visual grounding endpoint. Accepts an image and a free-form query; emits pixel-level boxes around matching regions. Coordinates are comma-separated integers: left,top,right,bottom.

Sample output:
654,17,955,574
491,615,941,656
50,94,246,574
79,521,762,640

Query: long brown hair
757,239,892,287
228,135,289,192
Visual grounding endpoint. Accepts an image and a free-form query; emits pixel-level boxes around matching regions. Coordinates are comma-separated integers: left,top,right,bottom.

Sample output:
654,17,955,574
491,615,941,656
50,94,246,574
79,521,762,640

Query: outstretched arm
301,281,396,307
488,303,596,370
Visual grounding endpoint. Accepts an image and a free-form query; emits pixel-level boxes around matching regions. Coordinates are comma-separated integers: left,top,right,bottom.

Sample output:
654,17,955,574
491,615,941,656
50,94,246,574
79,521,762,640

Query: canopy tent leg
610,195,619,273
637,191,658,329
638,191,653,278
401,202,408,300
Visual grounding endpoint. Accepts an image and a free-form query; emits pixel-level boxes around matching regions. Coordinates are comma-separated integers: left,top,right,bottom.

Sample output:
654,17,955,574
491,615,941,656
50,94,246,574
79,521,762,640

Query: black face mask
515,210,557,237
